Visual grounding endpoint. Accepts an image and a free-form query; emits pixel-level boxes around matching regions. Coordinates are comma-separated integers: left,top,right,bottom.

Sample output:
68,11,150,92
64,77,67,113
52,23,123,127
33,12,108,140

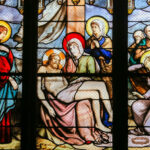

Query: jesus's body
37,53,113,132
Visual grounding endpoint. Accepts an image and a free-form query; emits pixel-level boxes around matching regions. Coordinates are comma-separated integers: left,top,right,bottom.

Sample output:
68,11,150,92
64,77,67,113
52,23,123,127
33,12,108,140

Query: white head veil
67,38,84,59
91,19,106,36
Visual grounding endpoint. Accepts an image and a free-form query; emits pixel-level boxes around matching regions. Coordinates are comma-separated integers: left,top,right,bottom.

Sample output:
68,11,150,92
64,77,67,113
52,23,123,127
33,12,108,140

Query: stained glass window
0,0,23,149
128,0,150,149
36,0,113,150
3,0,150,149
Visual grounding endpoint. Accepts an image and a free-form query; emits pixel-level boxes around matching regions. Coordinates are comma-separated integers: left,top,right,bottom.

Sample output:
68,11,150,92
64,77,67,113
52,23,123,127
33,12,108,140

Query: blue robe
85,37,112,66
86,37,112,127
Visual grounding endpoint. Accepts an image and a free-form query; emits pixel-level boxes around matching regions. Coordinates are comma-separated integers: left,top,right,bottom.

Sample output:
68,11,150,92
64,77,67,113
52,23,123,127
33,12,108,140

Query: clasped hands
91,40,100,49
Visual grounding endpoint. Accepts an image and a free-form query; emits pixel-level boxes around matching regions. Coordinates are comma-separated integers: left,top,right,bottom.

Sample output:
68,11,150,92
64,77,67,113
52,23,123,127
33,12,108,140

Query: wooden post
67,0,85,36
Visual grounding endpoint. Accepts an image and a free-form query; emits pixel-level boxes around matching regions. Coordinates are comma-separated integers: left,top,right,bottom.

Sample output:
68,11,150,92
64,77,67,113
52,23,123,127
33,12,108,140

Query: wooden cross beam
67,0,85,36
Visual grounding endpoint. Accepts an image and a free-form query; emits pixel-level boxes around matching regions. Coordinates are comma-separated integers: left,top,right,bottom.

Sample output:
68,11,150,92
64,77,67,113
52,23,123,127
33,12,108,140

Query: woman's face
91,23,101,37
0,31,7,41
69,42,80,58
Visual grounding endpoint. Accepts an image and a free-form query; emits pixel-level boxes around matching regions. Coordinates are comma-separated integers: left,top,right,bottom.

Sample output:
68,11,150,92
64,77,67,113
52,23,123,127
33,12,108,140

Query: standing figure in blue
86,17,113,127
86,17,112,68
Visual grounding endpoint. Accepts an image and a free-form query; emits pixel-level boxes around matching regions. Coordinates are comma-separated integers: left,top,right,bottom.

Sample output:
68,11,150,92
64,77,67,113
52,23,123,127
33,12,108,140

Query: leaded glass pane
0,0,23,149
36,0,113,149
128,0,150,148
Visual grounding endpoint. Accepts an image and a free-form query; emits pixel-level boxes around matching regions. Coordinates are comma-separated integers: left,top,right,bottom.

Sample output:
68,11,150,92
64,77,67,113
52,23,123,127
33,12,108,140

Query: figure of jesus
37,51,113,132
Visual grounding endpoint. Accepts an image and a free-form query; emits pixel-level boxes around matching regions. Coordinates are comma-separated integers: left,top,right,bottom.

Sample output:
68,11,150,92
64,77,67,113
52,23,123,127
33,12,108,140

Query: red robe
0,49,13,143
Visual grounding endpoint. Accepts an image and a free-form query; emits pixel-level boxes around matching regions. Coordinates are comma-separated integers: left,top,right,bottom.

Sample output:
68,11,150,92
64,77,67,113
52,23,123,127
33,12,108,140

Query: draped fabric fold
0,49,18,143
0,50,18,122
0,51,13,90
40,94,95,145
16,0,66,44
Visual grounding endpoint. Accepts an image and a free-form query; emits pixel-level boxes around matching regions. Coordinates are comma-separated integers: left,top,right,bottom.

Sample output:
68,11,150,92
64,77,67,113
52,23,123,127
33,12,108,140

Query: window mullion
22,0,38,149
113,0,128,149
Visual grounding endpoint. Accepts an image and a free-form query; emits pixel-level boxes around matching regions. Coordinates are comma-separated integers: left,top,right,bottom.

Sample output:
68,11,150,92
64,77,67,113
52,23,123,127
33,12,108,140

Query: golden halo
0,21,12,43
86,16,109,36
140,50,150,64
42,49,66,69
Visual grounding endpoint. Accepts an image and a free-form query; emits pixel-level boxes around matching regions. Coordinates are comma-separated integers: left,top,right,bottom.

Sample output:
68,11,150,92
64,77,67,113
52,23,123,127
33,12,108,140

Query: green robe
70,55,96,82
129,39,147,65
76,55,96,73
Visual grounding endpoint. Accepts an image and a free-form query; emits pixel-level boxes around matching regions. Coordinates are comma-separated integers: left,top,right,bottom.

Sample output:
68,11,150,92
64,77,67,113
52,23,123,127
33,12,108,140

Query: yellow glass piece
128,9,134,14
107,8,113,14
140,50,150,64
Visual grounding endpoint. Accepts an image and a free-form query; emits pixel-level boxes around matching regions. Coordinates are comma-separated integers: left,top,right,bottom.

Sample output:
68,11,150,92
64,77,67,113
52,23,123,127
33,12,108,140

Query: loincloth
57,82,83,103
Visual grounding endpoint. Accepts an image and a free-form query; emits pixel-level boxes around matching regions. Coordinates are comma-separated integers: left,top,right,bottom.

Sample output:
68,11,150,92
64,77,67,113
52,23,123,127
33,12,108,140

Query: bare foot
92,132,102,145
129,128,145,135
95,123,111,132
93,130,109,145
100,132,109,144
95,130,109,143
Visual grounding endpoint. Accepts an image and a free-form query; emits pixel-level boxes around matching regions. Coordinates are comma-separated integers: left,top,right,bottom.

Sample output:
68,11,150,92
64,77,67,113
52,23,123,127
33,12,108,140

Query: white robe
16,0,66,45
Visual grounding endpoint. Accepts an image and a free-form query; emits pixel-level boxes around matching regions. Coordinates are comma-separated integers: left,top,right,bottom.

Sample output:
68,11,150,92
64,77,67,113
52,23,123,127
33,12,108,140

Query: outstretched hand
132,91,144,99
